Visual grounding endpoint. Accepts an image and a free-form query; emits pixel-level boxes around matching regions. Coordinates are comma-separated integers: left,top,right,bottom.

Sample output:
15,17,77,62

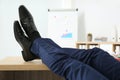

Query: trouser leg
38,38,120,80
62,47,120,80
31,38,108,80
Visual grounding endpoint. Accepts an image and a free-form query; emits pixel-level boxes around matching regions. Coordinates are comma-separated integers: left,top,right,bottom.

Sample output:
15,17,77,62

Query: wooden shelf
76,42,120,52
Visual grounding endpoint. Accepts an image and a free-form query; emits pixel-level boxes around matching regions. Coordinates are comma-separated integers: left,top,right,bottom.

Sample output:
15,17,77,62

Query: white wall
75,0,120,41
0,0,48,59
0,0,120,59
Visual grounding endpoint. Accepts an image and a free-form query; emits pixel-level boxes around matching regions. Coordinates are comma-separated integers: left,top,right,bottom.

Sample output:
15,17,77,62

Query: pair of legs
14,5,120,80
31,38,120,80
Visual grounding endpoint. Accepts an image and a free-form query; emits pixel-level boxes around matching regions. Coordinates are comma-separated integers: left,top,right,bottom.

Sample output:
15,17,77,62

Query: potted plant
87,33,92,42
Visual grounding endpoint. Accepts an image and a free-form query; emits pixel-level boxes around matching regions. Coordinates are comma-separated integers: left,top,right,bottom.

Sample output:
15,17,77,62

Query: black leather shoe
14,21,39,61
19,5,40,39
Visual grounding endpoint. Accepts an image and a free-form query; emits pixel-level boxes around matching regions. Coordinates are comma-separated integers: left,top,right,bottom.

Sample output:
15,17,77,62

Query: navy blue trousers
31,38,120,80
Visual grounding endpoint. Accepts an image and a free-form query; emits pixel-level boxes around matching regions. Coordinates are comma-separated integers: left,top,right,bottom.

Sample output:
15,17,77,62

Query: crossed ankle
30,31,41,42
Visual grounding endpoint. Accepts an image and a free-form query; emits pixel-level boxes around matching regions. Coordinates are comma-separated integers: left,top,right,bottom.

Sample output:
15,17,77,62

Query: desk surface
0,56,49,71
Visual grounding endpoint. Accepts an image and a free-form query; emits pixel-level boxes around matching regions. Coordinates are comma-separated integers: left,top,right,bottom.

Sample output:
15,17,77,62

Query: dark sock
30,31,41,42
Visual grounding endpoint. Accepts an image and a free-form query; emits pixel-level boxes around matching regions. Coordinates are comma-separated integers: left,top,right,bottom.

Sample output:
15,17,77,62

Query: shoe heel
21,51,28,61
